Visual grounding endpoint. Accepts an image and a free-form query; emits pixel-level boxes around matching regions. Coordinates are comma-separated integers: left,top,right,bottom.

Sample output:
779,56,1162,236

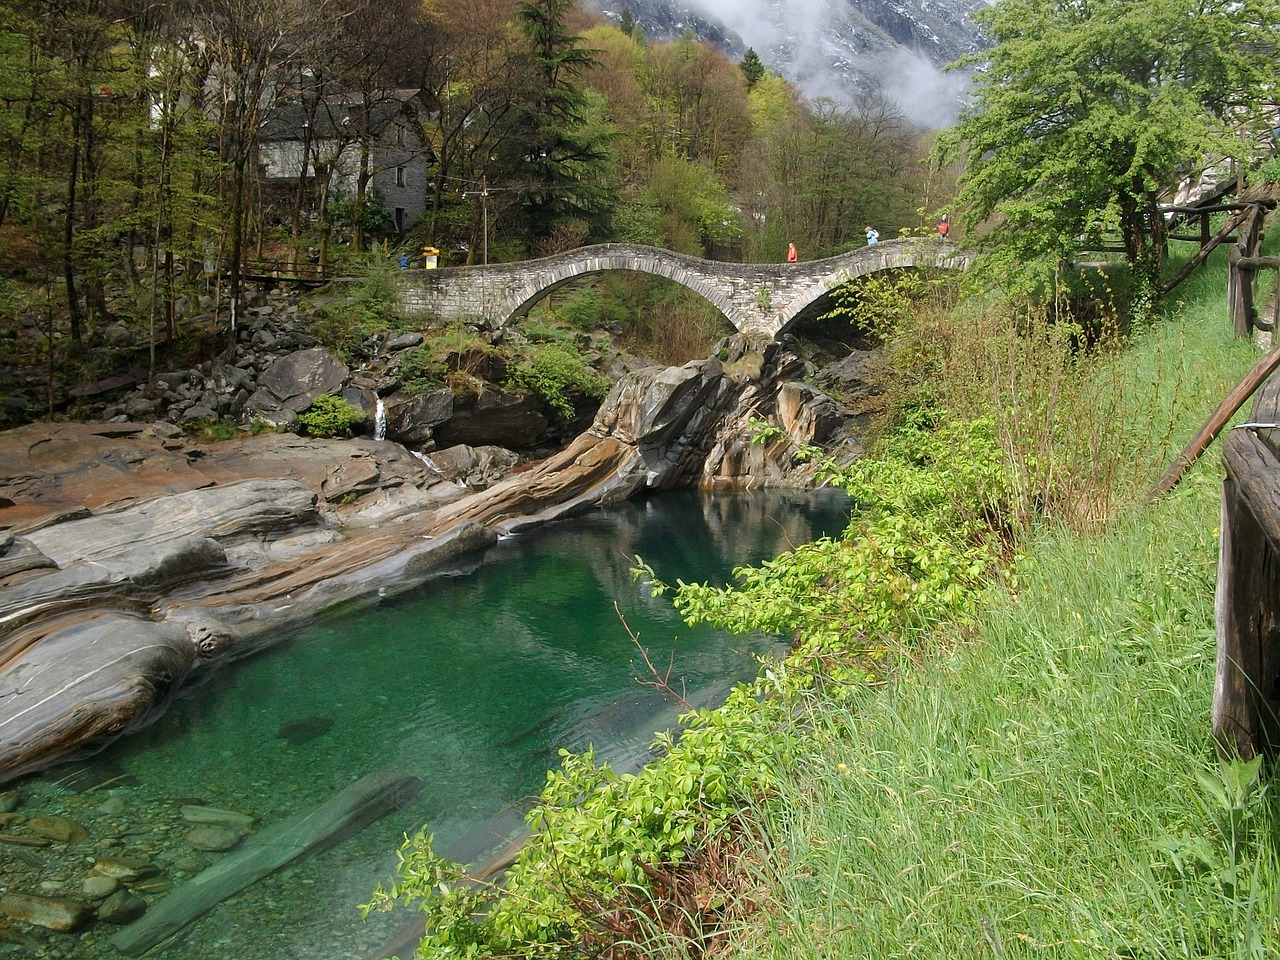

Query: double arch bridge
397,240,973,339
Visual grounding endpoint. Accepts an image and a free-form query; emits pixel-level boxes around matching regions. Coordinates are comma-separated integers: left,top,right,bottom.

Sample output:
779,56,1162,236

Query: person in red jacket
786,242,798,262
937,214,950,240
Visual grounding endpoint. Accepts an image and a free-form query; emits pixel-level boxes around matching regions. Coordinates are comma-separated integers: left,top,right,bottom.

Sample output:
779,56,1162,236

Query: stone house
258,89,433,237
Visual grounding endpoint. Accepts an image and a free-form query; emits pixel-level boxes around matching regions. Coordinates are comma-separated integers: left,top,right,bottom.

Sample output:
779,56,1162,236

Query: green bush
362,411,1017,958
308,257,407,362
298,394,364,438
1251,154,1280,185
396,345,445,395
184,418,239,442
508,341,610,419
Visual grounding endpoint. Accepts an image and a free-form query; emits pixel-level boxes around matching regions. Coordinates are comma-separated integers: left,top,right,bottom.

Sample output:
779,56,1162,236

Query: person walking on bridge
865,225,879,245
786,242,798,262
937,213,950,241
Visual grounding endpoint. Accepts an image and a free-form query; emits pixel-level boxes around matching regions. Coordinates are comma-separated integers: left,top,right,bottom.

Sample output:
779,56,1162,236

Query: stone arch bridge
396,240,972,339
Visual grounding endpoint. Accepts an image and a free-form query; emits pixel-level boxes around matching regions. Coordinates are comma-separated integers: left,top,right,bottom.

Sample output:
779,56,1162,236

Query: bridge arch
496,247,747,329
399,241,973,339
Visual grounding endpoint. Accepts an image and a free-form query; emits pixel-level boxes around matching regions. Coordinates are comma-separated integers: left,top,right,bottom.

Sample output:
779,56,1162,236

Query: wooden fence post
1214,372,1280,759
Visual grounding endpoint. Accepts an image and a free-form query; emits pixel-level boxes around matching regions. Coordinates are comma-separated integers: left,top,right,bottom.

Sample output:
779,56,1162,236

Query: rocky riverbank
0,281,882,952
1,321,879,775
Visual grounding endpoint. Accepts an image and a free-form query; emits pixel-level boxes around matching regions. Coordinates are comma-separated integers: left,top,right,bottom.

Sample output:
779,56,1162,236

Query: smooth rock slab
22,477,318,567
0,616,198,783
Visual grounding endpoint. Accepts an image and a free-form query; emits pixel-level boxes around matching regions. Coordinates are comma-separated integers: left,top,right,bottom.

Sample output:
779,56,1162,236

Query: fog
677,0,973,129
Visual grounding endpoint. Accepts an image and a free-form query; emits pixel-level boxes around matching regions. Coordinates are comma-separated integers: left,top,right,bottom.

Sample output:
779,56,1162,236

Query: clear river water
15,489,850,960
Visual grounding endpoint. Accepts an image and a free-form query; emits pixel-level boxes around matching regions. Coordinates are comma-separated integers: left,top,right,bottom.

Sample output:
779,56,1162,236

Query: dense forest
0,0,933,362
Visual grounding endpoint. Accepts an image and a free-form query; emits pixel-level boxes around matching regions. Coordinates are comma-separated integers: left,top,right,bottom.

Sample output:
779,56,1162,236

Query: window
396,166,407,188
395,124,407,147
395,207,405,233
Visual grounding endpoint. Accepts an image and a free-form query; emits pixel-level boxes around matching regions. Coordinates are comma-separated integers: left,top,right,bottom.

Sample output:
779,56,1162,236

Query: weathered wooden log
1214,427,1280,758
1161,200,1278,216
110,769,422,956
1235,255,1280,271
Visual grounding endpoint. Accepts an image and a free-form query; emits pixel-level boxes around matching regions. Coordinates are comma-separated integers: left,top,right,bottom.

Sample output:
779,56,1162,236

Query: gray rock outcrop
0,332,873,782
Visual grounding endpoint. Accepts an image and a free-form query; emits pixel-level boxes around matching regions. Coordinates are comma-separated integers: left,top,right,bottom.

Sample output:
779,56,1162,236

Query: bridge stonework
396,241,971,339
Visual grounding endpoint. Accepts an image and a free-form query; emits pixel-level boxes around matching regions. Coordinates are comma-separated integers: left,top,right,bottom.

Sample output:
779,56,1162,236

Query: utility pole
463,177,490,318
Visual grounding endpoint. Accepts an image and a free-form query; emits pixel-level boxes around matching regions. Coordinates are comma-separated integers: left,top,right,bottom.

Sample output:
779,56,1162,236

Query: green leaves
940,0,1280,296
508,340,611,419
298,394,364,438
375,412,1017,957
669,417,1009,694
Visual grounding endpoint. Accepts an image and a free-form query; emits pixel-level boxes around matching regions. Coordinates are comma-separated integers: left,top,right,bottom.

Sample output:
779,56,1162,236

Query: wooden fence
1215,198,1280,759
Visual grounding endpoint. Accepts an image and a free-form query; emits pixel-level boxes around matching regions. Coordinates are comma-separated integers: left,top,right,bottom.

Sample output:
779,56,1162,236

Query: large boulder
430,444,521,489
245,347,349,415
776,382,845,446
435,387,548,450
383,387,454,448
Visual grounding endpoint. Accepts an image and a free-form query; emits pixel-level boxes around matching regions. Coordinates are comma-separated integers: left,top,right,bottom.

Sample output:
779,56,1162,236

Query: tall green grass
725,252,1279,958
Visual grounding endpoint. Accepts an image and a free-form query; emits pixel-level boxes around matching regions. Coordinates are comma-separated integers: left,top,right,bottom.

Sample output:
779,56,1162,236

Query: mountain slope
585,0,990,128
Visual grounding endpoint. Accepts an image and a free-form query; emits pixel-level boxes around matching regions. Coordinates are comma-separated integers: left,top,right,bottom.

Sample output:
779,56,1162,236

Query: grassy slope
729,251,1279,957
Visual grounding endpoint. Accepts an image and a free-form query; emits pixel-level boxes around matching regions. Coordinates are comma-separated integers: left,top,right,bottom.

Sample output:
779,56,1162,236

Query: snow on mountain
585,0,990,128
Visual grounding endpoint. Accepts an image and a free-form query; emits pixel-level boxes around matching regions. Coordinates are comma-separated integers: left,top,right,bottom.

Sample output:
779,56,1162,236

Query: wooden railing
1215,378,1280,759
1211,198,1280,759
240,259,329,282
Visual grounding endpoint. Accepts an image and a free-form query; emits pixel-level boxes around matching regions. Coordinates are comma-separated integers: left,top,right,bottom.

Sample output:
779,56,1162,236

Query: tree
938,0,1280,300
510,0,613,248
413,0,525,256
194,0,316,341
739,47,763,89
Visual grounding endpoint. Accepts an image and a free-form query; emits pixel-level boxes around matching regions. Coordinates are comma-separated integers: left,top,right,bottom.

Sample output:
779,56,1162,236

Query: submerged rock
0,892,92,932
273,716,335,746
185,824,244,852
97,889,148,924
27,816,87,844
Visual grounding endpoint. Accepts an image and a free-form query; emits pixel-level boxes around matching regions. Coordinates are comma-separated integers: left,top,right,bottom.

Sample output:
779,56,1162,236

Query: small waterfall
373,395,387,442
411,449,444,475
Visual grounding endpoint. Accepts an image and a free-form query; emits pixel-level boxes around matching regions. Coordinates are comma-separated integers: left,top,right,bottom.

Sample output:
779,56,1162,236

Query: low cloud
676,0,973,129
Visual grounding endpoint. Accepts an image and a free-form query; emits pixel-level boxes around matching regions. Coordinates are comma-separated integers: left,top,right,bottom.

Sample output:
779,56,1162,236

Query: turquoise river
12,489,851,960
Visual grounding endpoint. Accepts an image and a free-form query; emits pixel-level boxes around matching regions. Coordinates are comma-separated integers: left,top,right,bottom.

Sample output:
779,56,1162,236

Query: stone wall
395,240,972,337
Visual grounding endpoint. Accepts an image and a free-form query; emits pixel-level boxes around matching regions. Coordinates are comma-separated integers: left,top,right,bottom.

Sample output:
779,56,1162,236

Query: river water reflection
22,489,850,960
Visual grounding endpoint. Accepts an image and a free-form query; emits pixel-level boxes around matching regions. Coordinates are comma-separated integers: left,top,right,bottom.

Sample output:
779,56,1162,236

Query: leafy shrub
185,418,239,442
820,267,950,341
555,288,605,330
508,341,610,418
395,345,445,395
308,257,407,361
664,415,1010,691
363,412,1018,958
1251,154,1280,185
298,394,364,438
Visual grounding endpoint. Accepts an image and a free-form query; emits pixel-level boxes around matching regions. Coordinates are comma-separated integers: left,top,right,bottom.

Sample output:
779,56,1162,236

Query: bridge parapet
396,240,972,338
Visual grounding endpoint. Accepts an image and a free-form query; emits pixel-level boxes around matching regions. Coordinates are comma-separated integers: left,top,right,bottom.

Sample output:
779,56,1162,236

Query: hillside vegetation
724,251,1276,958
363,236,1278,957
